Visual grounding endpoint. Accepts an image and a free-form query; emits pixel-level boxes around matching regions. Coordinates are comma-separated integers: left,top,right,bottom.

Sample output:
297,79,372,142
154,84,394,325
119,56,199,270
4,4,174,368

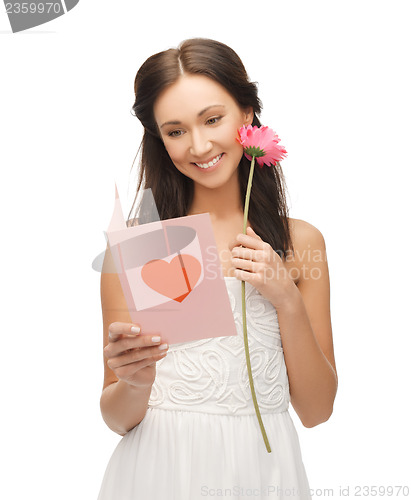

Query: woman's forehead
154,74,236,122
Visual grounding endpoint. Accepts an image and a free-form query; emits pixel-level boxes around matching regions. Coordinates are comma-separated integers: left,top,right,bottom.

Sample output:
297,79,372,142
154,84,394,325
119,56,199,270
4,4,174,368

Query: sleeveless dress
97,277,312,500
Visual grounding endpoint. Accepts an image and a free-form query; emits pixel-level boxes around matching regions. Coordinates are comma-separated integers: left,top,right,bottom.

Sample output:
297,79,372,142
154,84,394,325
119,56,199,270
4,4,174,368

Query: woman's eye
206,116,222,125
168,130,183,138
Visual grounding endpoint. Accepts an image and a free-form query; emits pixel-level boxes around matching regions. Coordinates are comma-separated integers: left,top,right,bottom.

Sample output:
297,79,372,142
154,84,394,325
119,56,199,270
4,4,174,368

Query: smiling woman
153,75,253,186
97,37,337,500
128,38,294,263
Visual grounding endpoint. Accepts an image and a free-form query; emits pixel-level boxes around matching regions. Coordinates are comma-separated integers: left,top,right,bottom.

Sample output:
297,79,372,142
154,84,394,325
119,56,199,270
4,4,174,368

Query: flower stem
242,155,272,453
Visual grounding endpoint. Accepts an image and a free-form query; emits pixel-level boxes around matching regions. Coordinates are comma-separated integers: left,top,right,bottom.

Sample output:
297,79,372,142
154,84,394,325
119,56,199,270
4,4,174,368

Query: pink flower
234,123,288,453
237,125,287,167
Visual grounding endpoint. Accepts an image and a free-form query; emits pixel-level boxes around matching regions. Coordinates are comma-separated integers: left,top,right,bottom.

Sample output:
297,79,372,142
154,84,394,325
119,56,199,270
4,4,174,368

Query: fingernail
152,336,161,343
158,343,168,350
131,326,140,334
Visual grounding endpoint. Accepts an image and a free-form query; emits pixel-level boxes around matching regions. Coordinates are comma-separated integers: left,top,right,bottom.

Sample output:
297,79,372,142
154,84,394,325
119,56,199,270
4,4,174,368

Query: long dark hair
128,38,294,260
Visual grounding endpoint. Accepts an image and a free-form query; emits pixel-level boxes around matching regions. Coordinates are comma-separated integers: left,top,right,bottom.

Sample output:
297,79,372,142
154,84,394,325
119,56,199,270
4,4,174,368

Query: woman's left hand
228,226,298,310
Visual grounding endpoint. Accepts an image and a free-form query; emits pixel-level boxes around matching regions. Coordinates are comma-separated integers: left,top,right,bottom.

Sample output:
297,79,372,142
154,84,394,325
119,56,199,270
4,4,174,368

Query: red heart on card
141,254,202,302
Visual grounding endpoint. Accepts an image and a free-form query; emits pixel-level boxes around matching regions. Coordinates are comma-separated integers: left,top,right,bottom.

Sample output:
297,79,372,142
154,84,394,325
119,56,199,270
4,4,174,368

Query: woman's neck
187,175,243,221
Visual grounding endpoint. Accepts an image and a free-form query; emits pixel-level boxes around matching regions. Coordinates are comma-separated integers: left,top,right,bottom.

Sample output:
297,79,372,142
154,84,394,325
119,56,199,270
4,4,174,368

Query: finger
105,333,165,358
228,230,250,251
108,322,141,342
233,248,269,264
108,343,169,370
228,237,241,252
247,226,262,239
234,268,258,281
232,246,256,260
114,351,168,379
235,232,266,250
232,258,257,274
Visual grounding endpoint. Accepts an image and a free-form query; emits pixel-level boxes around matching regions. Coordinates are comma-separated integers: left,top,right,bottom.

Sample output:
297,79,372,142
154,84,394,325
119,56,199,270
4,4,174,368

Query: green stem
242,155,272,453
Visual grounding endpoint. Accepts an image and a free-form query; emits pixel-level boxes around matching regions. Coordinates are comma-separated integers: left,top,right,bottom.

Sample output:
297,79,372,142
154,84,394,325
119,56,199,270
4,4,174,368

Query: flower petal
238,125,287,167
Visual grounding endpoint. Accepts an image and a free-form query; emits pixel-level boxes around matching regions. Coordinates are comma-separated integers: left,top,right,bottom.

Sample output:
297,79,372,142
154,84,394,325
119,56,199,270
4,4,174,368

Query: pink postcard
97,184,237,345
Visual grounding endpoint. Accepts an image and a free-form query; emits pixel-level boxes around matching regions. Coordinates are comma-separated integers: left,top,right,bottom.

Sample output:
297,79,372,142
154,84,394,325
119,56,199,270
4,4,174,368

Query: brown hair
128,38,294,260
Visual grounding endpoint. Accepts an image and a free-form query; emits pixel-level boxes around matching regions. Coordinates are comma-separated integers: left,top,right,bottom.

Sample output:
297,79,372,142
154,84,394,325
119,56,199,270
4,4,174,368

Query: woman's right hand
103,322,169,389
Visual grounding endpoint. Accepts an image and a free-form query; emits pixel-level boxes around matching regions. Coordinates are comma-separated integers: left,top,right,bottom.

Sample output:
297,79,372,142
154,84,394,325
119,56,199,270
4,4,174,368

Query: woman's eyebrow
198,104,226,117
160,105,226,129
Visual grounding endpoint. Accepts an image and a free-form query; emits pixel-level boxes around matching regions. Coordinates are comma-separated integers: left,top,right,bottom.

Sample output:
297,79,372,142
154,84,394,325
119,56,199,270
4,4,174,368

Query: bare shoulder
285,218,327,285
287,217,326,251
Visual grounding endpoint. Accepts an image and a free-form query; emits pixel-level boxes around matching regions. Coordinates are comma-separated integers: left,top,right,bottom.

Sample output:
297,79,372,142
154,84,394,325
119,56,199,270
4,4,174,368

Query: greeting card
93,184,237,345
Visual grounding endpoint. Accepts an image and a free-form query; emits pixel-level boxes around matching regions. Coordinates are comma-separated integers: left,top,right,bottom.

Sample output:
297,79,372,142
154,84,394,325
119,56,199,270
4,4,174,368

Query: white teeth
195,154,222,169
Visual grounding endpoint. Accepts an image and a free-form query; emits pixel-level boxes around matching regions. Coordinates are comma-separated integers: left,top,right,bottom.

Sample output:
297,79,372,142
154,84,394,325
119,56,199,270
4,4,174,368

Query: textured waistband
147,400,290,416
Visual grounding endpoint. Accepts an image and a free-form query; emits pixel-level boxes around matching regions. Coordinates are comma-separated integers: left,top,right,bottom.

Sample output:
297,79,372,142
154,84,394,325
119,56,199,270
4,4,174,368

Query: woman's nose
189,129,213,158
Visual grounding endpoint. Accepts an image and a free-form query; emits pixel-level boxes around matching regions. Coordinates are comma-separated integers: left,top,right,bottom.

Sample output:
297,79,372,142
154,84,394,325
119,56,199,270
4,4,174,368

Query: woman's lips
192,153,224,172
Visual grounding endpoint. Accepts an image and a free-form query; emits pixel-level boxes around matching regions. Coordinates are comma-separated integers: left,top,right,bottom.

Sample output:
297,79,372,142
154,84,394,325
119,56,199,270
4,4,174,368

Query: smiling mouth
194,153,223,169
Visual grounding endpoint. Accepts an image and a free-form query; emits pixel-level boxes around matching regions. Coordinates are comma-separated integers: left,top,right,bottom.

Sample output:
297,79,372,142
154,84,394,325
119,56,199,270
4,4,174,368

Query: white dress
97,277,312,500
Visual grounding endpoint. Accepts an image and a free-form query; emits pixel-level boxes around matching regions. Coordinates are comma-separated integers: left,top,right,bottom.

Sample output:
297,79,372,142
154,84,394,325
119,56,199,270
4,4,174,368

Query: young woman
98,38,338,500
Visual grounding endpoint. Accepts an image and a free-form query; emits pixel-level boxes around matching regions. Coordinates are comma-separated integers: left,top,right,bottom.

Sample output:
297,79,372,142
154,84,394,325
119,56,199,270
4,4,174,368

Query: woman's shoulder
285,218,327,286
287,217,326,248
286,218,327,272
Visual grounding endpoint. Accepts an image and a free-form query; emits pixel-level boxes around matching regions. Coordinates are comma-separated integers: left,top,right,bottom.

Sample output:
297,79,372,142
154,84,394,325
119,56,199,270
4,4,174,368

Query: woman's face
153,74,253,189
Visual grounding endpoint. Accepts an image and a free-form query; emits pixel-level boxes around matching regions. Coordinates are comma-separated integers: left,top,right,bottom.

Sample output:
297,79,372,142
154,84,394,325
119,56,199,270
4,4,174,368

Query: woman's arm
230,222,337,427
99,244,152,436
277,220,337,427
100,380,152,437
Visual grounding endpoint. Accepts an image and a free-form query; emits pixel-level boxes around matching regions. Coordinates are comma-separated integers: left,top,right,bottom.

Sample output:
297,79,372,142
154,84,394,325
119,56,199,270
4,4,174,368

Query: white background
1,1,410,499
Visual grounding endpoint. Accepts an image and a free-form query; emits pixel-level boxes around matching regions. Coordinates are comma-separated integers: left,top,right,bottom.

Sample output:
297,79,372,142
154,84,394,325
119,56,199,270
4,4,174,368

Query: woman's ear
243,107,254,126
